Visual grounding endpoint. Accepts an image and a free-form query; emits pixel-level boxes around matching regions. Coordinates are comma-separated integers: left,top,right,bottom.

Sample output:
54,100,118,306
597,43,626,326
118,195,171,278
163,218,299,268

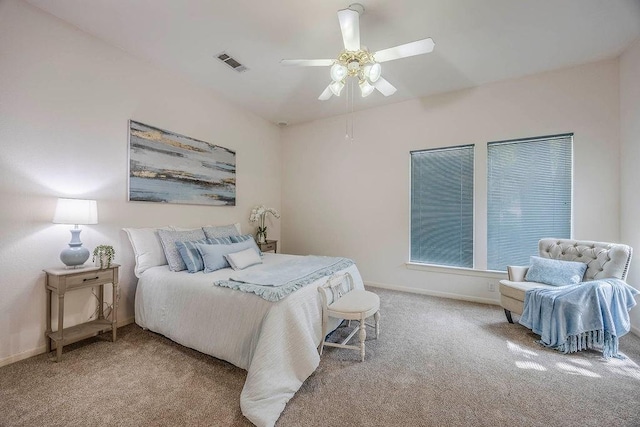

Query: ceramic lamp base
60,228,90,268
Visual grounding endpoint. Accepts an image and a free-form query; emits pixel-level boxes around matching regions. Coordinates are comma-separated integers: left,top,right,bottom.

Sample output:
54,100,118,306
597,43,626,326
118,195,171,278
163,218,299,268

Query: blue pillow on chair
524,256,588,286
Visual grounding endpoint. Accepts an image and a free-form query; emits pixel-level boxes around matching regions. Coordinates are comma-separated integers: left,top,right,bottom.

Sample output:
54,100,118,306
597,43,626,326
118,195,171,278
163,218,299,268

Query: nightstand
44,264,119,362
258,239,277,253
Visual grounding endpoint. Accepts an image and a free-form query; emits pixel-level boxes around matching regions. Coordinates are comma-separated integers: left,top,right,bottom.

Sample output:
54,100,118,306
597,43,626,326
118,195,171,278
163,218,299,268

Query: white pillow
225,248,263,270
123,227,174,278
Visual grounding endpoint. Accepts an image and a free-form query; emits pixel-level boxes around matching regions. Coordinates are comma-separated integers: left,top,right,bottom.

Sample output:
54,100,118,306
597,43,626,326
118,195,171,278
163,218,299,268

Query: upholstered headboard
538,239,633,282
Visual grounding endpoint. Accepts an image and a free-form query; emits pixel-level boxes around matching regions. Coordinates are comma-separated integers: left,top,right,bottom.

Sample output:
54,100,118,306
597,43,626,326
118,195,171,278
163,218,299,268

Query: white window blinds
410,145,474,268
487,134,573,271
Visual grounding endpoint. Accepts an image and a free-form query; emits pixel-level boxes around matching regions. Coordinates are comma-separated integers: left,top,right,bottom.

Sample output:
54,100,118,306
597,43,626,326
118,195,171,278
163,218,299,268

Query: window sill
405,262,507,279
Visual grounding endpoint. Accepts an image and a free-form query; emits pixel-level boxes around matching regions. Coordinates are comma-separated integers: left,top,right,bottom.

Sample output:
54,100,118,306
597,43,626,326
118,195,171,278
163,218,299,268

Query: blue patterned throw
519,278,639,358
214,256,354,301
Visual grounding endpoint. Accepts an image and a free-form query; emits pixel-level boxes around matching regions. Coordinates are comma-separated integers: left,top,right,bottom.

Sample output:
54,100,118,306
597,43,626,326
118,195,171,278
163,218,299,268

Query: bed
134,251,364,427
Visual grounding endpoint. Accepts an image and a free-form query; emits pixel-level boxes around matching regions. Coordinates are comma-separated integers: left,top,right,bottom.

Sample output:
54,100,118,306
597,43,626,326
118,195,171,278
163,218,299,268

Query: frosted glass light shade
53,198,98,225
363,63,381,82
330,63,348,82
359,80,375,97
329,80,345,96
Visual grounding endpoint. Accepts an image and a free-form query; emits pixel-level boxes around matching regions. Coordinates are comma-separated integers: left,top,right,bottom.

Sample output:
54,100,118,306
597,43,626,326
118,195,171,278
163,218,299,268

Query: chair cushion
499,280,556,302
329,290,380,314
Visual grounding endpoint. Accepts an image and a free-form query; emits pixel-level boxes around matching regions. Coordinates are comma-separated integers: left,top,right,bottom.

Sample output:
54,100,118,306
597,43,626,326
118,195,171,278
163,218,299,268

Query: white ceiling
26,0,640,126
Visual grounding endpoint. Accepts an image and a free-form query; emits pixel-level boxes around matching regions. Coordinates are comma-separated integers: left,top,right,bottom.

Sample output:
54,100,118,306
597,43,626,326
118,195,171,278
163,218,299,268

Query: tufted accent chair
499,238,633,323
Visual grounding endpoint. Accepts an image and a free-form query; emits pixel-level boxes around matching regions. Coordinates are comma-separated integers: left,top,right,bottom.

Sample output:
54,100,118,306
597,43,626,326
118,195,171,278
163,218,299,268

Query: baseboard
364,281,501,306
0,316,135,368
631,325,640,337
117,316,136,328
0,345,48,368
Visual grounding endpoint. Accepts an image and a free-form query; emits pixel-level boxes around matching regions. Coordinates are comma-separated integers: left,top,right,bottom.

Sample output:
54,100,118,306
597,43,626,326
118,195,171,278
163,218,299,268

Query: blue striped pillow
230,234,262,255
176,236,235,273
208,236,234,245
175,239,208,273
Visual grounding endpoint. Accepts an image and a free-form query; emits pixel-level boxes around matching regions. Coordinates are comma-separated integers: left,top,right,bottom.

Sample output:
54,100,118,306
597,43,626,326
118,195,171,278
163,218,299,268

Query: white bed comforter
135,253,364,427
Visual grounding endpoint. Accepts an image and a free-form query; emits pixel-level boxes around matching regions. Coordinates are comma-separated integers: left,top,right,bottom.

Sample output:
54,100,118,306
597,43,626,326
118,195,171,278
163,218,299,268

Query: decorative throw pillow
202,224,241,240
225,248,263,270
176,237,236,273
230,234,263,255
123,226,173,278
175,239,209,273
158,228,207,272
197,240,261,273
208,236,234,245
524,256,588,286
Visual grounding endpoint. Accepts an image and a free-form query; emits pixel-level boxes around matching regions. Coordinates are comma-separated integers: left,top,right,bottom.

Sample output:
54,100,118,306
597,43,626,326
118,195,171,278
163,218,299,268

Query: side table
44,264,119,362
258,239,277,253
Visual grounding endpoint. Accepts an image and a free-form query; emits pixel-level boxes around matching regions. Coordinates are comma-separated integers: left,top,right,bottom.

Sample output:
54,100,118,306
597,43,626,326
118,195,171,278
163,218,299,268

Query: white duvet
135,253,364,427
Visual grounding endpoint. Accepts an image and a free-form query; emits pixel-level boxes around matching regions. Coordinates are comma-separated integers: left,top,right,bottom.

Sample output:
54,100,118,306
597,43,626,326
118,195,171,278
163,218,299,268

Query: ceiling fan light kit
330,80,345,96
330,63,348,82
359,79,375,97
281,3,435,101
363,62,381,83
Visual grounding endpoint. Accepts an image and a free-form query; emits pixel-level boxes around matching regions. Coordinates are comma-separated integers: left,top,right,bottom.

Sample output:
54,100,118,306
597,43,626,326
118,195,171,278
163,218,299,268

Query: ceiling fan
281,3,435,101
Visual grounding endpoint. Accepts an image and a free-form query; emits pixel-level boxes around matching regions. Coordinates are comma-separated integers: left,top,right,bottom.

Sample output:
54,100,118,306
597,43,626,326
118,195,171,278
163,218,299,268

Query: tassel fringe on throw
543,330,621,359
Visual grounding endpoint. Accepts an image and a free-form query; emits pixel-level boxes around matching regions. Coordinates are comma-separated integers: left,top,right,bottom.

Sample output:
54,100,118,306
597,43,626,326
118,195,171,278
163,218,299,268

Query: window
487,134,573,271
410,145,474,268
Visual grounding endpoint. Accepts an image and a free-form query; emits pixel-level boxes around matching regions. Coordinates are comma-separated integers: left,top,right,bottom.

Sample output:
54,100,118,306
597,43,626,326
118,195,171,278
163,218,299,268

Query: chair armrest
506,266,529,282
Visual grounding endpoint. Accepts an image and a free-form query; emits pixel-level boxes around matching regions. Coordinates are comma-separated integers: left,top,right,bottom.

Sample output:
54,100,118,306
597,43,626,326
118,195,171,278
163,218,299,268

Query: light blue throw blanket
214,256,354,302
519,279,639,358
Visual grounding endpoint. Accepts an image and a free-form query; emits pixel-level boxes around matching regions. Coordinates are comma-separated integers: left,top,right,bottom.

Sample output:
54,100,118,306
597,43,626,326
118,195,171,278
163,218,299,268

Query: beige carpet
1,288,640,426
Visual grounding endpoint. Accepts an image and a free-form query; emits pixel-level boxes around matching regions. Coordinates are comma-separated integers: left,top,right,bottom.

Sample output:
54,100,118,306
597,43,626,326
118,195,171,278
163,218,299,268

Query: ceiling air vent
216,52,248,73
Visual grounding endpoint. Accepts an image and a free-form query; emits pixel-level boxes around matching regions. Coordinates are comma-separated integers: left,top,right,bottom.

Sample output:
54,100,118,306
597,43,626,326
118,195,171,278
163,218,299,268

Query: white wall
282,59,621,305
0,0,281,365
620,38,640,333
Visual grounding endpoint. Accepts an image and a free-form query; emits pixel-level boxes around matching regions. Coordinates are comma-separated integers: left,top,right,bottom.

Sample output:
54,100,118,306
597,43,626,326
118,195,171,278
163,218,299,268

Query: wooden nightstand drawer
260,242,276,252
65,268,115,288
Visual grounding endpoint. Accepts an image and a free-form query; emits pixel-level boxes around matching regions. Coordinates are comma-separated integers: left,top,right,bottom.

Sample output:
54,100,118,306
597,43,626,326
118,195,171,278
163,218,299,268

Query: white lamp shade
53,198,98,225
330,63,348,82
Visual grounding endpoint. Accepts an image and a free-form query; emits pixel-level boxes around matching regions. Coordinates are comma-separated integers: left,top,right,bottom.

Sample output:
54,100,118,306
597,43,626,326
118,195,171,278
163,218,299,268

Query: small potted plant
93,245,115,269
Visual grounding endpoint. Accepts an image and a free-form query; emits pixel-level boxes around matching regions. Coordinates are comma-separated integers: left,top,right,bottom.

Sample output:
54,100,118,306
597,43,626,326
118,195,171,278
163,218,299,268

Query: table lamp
53,198,98,268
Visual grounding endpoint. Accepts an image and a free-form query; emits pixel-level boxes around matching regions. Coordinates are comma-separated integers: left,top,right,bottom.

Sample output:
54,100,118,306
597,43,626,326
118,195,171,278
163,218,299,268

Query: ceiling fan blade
337,8,360,51
318,85,333,101
374,38,435,63
281,59,334,67
373,77,397,96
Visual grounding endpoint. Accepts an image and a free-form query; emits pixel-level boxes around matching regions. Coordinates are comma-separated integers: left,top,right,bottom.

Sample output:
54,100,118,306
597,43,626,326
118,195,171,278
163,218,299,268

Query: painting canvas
128,120,236,206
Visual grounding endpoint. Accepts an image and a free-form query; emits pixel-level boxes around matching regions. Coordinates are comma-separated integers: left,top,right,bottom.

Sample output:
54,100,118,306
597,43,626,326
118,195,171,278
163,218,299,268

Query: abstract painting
128,120,236,206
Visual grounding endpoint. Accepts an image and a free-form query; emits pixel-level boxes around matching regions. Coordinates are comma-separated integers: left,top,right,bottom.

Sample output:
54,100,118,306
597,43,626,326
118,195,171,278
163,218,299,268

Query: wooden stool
318,273,380,361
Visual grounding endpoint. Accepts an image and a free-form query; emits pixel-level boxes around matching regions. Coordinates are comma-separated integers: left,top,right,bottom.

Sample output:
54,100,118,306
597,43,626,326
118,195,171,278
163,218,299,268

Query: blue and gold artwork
128,120,236,206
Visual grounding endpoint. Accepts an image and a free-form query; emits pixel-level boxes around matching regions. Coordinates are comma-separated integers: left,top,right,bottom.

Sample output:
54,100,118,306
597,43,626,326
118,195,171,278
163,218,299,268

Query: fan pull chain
345,79,350,139
345,79,355,141
350,79,354,141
